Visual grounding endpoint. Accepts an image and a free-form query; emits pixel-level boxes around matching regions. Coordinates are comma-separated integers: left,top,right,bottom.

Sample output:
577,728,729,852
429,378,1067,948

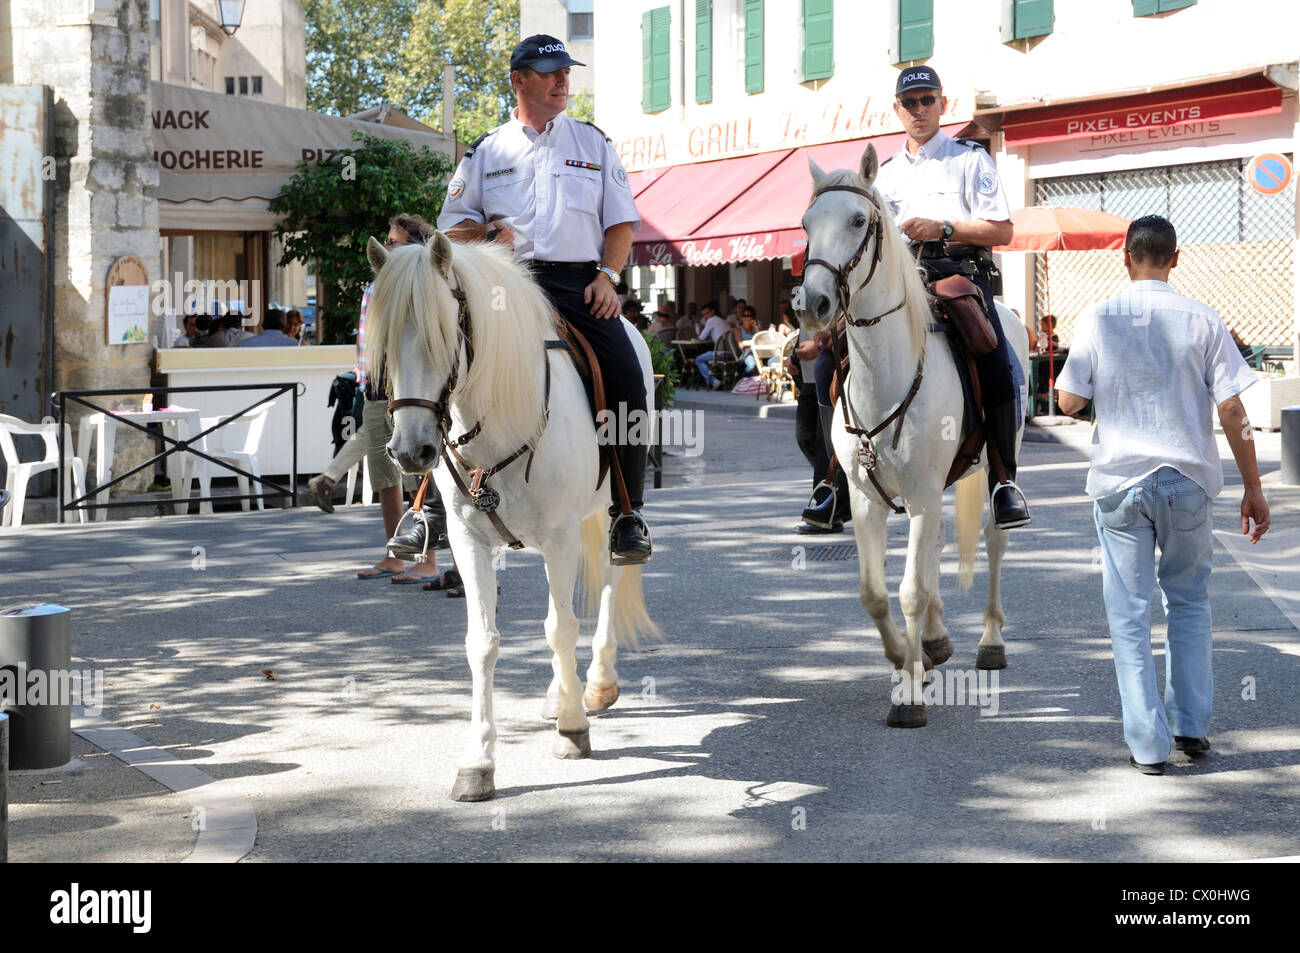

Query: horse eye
852,215,867,228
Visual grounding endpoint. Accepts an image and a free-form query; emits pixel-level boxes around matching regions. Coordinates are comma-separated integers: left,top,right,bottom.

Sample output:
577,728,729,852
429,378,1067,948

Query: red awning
630,126,965,267
1000,75,1282,147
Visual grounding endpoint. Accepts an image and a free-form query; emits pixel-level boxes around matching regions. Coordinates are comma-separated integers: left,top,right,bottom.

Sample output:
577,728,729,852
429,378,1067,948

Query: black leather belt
527,259,597,275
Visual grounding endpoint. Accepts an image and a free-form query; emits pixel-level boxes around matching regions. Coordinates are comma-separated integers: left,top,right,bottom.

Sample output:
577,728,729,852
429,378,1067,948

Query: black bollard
1282,407,1300,487
0,605,72,770
1,712,8,863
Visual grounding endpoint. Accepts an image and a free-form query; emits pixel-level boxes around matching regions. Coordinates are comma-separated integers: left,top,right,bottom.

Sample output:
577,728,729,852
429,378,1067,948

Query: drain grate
785,542,859,562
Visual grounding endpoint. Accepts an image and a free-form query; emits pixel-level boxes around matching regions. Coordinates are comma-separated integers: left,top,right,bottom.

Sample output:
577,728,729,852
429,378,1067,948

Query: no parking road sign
1245,153,1293,195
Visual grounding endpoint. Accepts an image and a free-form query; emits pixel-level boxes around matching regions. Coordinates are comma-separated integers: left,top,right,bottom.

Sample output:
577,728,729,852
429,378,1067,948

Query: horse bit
803,183,925,514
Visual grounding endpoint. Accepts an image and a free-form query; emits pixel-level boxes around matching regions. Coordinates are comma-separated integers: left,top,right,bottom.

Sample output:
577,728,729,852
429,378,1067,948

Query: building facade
590,0,1298,359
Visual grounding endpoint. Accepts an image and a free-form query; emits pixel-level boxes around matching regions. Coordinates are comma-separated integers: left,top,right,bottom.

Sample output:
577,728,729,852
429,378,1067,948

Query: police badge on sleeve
448,177,465,199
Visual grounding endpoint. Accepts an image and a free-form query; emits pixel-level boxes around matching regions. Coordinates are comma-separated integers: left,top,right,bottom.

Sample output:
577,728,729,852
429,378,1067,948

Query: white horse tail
955,471,985,591
576,509,661,649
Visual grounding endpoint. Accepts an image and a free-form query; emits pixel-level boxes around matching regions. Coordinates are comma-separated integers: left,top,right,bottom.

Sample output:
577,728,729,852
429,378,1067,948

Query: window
896,0,933,63
802,0,833,81
1133,0,1195,13
743,0,763,94
238,76,248,95
149,0,162,81
225,76,235,95
568,13,593,39
695,0,712,103
641,7,671,113
1003,0,1053,41
252,75,262,95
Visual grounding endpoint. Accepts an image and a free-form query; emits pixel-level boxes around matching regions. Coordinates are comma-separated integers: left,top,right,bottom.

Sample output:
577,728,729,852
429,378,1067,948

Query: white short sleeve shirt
438,112,639,263
874,132,1011,229
1055,280,1258,499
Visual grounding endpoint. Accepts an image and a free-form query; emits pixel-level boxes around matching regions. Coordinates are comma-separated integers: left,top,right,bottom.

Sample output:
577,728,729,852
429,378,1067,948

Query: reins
387,274,551,550
805,182,924,514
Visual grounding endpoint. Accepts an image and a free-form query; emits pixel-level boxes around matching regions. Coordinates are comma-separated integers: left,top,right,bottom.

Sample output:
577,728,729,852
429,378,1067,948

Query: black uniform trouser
794,374,826,488
533,261,648,510
920,257,1014,406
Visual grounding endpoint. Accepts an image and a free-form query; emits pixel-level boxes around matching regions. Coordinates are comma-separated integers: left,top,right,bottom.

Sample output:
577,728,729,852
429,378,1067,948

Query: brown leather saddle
827,274,1003,492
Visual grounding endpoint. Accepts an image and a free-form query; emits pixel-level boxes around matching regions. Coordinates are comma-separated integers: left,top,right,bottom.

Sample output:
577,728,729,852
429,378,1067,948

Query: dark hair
263,307,286,331
389,213,433,246
702,299,720,315
742,306,756,318
1125,215,1177,266
621,298,642,316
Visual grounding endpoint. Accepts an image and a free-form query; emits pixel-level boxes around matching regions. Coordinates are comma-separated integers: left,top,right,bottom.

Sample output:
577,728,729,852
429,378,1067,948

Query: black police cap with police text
896,66,942,96
511,34,586,73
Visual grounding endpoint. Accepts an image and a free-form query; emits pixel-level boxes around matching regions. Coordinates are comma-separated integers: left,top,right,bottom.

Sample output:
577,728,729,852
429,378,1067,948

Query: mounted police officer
435,34,652,564
874,66,1031,529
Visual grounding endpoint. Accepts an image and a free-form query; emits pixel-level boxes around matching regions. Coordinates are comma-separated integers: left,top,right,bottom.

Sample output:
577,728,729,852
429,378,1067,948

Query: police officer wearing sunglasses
875,66,1031,529
438,35,652,563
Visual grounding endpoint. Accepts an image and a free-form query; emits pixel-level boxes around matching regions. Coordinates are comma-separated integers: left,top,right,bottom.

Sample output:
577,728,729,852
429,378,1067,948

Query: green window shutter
1132,0,1158,13
642,6,671,113
898,0,933,62
1012,0,1053,39
695,0,712,103
802,0,833,81
744,0,764,94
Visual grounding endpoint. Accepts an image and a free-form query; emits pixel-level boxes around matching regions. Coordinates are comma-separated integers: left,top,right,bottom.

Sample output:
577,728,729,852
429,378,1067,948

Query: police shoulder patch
463,128,497,158
953,137,988,153
977,171,998,196
581,119,613,143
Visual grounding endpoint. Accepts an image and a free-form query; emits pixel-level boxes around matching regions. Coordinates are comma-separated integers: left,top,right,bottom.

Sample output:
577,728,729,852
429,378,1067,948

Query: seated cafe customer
238,308,300,347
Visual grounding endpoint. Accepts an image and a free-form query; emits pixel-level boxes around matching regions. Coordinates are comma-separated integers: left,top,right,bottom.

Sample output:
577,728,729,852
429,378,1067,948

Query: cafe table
76,407,208,520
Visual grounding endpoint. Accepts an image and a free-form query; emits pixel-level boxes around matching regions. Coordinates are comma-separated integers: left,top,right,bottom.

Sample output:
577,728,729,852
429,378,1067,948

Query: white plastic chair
343,455,375,506
197,403,273,511
749,329,785,401
0,414,88,528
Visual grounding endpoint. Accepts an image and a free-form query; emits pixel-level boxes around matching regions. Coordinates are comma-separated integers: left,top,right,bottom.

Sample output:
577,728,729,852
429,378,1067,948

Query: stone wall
8,0,161,493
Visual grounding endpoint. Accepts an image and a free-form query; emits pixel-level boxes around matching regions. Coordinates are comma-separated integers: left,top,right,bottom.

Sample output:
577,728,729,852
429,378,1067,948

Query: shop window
894,0,933,64
696,0,712,103
225,76,235,95
801,0,833,82
1133,0,1195,14
641,6,671,113
239,76,248,95
743,0,763,94
1002,0,1053,42
252,76,262,95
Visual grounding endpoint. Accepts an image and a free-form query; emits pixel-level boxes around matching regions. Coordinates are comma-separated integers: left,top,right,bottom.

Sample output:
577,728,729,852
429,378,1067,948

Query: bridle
802,184,905,328
386,271,550,550
803,182,924,515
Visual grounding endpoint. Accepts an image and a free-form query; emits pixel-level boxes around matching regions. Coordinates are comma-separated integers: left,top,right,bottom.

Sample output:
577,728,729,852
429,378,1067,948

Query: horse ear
808,157,826,185
430,231,453,279
367,236,388,275
859,144,879,187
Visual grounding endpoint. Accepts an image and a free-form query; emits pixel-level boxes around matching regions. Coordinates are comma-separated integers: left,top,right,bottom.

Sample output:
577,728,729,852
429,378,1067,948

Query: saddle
825,274,999,491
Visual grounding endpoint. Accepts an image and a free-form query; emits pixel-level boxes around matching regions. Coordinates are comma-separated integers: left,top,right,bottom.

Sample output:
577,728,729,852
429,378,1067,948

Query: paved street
3,395,1298,862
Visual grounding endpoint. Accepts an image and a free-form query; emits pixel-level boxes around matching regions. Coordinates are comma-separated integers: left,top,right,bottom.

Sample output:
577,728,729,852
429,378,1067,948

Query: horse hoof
584,682,619,714
976,645,1007,670
540,692,560,721
449,767,495,802
922,651,934,672
553,728,591,760
922,636,953,666
887,704,927,728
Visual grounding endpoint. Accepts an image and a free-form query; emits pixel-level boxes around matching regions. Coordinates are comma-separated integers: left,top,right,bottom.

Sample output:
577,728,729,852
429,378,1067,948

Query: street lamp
217,0,246,36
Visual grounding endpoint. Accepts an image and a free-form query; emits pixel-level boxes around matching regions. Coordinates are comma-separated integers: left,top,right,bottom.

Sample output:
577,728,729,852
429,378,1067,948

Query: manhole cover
784,542,859,562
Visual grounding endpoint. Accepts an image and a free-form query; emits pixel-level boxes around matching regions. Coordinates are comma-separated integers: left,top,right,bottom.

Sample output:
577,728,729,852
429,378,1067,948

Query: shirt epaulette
464,129,496,158
953,137,988,152
581,119,612,143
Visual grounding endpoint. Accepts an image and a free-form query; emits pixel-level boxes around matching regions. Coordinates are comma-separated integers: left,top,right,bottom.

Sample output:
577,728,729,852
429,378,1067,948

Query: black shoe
795,521,843,535
387,506,449,562
991,482,1031,529
1174,736,1211,758
801,481,838,529
1129,755,1166,776
610,511,652,565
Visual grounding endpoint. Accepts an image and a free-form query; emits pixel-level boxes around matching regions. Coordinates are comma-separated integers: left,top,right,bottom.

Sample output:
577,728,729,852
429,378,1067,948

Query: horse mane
364,239,556,452
812,167,930,360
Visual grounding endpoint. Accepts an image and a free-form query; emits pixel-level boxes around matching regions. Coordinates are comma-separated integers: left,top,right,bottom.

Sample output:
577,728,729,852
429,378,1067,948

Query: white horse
798,144,1028,728
365,233,658,800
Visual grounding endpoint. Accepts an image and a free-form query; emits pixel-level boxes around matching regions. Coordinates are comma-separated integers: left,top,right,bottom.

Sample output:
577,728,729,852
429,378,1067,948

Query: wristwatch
941,221,954,240
597,266,620,285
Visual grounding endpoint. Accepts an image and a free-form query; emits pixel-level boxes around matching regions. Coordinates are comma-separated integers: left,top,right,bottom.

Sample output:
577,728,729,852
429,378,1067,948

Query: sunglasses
897,94,938,110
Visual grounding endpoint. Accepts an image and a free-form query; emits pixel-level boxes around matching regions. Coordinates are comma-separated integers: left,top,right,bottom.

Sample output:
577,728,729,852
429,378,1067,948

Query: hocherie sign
631,231,807,268
614,95,964,172
150,81,451,205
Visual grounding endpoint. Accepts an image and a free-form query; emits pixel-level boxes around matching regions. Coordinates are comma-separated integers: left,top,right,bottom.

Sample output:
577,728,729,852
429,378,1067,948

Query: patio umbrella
995,206,1131,417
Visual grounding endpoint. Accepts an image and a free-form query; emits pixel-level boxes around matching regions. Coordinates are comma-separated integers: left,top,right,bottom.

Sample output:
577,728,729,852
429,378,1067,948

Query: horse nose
391,441,439,474
812,293,831,320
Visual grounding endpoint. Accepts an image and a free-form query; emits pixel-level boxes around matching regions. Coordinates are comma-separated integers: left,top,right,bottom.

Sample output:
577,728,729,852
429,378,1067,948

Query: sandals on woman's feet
421,568,500,599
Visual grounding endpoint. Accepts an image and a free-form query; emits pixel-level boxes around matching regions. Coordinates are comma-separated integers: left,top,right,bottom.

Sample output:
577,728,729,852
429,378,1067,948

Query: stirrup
609,511,652,566
991,481,1031,529
388,507,432,563
801,481,838,529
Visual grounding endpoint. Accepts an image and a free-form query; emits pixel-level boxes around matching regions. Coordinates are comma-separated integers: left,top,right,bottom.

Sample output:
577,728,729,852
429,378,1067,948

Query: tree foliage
304,0,519,146
268,132,453,344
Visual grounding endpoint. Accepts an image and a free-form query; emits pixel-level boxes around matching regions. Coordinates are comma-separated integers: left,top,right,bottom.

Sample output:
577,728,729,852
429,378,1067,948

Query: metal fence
1034,156,1296,347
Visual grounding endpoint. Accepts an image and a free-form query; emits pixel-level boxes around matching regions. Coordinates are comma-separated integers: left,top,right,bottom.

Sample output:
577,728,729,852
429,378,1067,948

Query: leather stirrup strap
559,318,624,507
413,473,430,510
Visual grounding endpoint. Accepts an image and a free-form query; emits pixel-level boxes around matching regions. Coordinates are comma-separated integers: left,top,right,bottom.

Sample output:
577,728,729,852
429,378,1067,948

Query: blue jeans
1094,467,1214,764
696,351,717,386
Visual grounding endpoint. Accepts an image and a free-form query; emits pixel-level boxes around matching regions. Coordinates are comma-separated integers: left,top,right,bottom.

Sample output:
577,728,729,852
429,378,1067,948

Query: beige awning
150,82,454,210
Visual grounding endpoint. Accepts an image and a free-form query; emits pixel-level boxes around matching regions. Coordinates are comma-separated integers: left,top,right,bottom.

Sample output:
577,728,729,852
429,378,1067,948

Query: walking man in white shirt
1056,215,1270,775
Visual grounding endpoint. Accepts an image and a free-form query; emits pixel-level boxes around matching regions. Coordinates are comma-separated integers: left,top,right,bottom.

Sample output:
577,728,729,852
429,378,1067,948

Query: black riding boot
609,443,652,565
387,492,450,561
985,400,1031,529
